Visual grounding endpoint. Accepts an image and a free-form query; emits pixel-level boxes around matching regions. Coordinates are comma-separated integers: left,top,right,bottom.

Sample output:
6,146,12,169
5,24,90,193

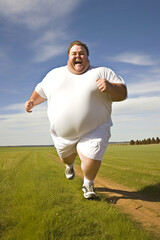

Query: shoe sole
65,172,75,180
84,193,97,200
67,174,75,180
82,188,97,200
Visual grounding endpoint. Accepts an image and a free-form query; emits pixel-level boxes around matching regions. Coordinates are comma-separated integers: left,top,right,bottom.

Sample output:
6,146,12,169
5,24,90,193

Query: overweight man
25,40,127,199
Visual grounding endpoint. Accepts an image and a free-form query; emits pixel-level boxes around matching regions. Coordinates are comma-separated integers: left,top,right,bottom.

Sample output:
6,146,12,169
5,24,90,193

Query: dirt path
50,153,160,237
74,165,160,237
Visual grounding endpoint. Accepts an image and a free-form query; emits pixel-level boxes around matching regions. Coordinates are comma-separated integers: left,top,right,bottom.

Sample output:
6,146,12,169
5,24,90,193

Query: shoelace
86,183,94,192
66,168,73,174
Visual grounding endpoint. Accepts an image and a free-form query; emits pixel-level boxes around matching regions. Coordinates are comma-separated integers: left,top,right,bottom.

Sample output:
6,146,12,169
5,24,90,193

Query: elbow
113,85,128,102
121,87,128,101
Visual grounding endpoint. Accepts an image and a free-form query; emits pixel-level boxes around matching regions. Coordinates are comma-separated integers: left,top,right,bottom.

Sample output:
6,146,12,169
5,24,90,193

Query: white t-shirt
35,66,126,139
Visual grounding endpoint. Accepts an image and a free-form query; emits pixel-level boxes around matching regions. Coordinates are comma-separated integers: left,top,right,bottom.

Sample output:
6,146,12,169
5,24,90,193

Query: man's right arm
25,90,46,113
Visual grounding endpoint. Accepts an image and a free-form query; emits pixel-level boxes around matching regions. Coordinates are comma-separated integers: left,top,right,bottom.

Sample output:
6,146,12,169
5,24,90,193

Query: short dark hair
67,40,89,56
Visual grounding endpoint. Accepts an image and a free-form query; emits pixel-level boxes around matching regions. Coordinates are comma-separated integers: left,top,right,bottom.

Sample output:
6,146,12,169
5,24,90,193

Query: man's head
67,40,90,75
67,41,89,56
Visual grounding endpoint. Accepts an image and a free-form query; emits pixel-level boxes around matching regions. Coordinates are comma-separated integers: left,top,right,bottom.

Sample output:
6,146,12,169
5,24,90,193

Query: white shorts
50,122,111,161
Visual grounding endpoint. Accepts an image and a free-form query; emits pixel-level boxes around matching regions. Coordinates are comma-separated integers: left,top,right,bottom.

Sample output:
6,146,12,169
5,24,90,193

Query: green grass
97,144,160,200
0,146,159,240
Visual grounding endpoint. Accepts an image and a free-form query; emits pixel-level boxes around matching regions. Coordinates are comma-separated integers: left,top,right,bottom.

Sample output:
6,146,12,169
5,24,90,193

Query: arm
96,78,127,101
25,90,46,113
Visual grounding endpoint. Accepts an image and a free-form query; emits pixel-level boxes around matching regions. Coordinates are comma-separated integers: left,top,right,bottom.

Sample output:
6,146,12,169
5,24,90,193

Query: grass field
99,144,160,200
0,145,159,240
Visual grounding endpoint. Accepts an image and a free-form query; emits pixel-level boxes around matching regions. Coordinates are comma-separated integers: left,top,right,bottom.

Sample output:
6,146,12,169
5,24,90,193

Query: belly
48,91,110,139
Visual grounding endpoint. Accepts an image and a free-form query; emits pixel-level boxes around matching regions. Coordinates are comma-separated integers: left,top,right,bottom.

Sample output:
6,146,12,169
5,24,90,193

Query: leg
76,124,110,199
50,130,77,166
77,149,101,180
76,124,111,185
60,152,77,165
77,148,101,199
50,131,78,180
60,153,77,180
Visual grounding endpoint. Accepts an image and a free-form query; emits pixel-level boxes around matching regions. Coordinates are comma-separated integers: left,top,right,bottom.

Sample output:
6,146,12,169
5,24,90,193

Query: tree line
130,137,160,145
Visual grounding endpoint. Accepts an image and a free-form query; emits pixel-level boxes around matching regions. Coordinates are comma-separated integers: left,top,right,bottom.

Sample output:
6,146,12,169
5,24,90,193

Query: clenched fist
25,100,35,113
96,78,109,92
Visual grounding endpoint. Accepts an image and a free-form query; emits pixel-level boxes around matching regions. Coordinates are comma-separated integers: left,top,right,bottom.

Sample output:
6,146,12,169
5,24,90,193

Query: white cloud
32,30,68,62
112,96,160,116
33,45,66,62
110,52,159,66
150,67,160,74
110,96,160,141
128,79,160,95
0,0,38,14
0,0,82,29
0,103,48,124
1,103,25,111
0,0,83,62
0,103,51,146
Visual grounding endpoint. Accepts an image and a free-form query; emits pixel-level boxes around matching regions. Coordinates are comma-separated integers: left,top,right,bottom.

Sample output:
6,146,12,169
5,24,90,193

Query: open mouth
75,60,82,65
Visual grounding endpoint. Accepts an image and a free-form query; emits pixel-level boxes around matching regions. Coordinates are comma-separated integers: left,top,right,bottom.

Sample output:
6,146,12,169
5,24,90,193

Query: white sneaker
65,167,75,180
82,183,97,199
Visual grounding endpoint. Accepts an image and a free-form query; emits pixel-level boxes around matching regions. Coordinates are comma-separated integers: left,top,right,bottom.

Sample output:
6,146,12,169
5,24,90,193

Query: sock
66,162,74,169
83,177,94,186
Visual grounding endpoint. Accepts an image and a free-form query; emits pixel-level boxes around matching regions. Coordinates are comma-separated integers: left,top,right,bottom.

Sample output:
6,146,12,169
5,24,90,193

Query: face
67,45,90,74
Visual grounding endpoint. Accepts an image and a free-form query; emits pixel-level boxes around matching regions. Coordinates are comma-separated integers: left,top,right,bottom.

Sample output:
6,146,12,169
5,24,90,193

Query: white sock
83,177,94,186
66,162,74,169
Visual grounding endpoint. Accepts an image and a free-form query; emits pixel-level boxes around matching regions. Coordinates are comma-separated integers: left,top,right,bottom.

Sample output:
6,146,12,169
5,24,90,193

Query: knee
60,153,77,165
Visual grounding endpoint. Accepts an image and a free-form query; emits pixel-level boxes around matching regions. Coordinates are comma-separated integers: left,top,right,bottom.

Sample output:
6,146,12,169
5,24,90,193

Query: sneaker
82,183,97,199
65,167,75,180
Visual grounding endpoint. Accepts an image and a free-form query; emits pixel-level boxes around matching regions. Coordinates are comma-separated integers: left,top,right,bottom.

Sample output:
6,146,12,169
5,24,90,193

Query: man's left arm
96,78,127,101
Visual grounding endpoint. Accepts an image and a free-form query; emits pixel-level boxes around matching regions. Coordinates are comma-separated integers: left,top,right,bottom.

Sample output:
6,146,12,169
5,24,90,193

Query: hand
25,100,35,113
96,78,109,92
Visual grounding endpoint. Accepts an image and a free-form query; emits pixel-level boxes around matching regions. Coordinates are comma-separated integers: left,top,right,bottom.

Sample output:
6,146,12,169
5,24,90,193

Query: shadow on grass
94,183,160,203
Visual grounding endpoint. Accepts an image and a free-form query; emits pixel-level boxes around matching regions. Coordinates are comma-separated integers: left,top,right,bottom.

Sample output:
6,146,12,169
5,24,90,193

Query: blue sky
0,0,160,146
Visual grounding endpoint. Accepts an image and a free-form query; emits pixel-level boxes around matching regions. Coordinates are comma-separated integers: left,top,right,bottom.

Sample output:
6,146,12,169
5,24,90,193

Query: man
25,40,127,200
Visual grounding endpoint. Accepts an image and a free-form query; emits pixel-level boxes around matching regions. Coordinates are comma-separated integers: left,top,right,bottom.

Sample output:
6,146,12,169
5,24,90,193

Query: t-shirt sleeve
35,81,47,100
108,69,127,100
99,67,126,86
107,69,126,86
110,72,126,85
99,67,127,100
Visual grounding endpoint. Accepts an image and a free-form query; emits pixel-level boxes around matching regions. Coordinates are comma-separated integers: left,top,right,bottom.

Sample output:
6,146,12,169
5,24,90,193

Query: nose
76,53,81,57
